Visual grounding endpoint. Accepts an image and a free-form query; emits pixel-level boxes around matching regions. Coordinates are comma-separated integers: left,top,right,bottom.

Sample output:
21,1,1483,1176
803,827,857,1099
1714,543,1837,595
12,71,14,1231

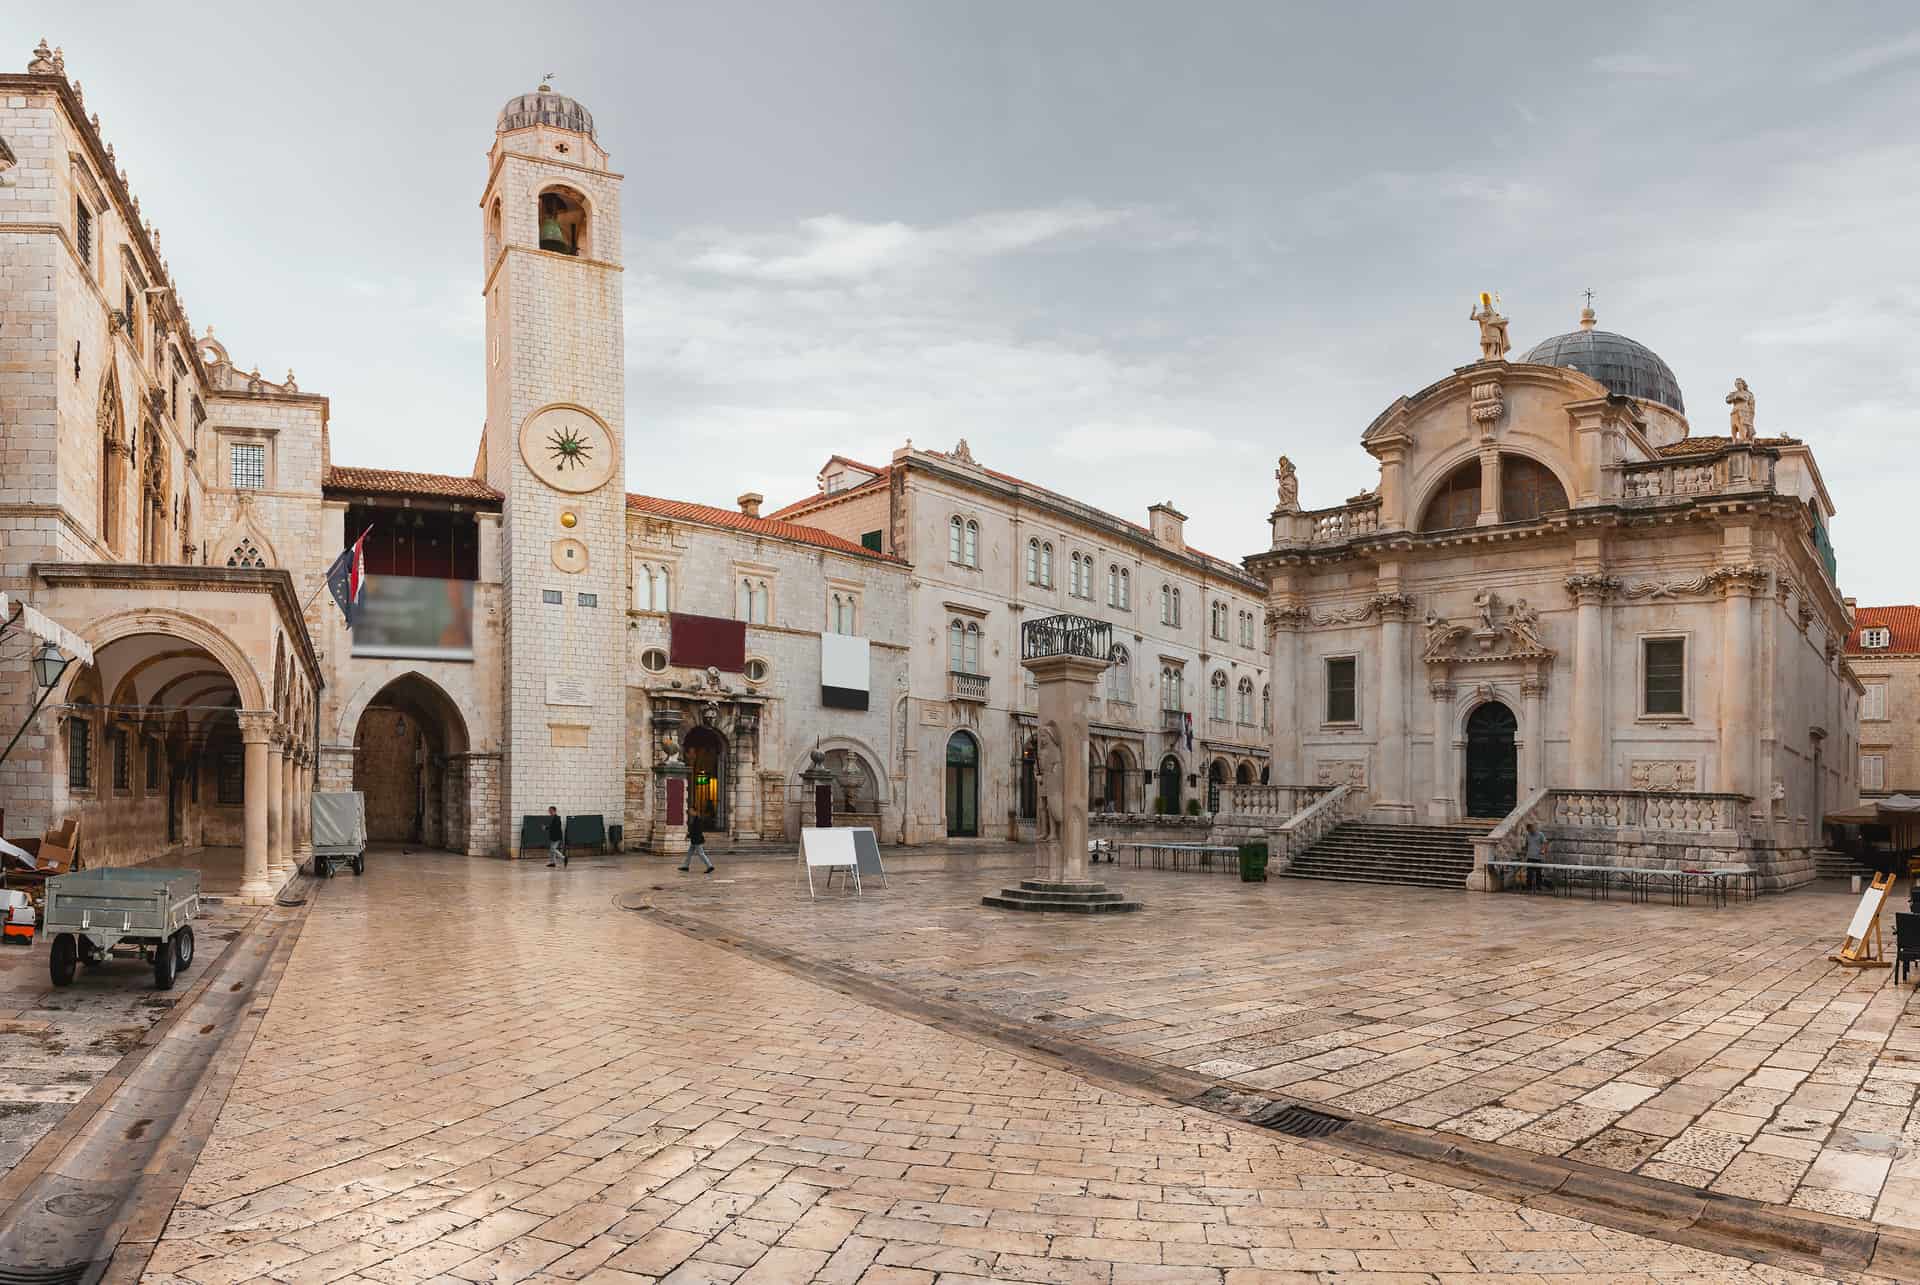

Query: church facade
0,44,1865,896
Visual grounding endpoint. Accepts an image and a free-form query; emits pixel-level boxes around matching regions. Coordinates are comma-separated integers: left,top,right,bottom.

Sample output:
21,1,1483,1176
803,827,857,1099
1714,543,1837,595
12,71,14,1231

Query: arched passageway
351,674,470,847
683,726,727,832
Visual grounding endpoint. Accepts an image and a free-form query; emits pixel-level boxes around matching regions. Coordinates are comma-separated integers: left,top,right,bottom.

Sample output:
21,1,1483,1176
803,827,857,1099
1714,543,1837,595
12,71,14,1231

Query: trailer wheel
313,856,329,879
153,936,177,990
77,938,100,969
50,934,77,987
174,926,195,970
353,853,365,876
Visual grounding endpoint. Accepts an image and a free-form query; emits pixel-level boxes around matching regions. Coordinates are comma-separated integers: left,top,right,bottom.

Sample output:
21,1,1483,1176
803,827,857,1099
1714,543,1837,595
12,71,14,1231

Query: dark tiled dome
497,89,594,137
1521,327,1685,414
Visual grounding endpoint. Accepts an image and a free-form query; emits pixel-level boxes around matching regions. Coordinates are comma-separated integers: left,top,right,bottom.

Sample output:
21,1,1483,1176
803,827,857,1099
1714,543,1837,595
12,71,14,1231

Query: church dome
1521,318,1685,414
497,87,595,137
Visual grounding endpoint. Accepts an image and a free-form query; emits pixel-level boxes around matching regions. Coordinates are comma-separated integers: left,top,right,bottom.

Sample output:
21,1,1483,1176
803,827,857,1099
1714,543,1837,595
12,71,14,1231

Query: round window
641,648,668,673
744,659,769,683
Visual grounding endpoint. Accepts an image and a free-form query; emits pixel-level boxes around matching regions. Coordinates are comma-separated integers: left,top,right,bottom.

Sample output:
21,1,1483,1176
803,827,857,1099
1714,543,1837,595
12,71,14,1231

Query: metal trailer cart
311,790,368,878
42,867,200,990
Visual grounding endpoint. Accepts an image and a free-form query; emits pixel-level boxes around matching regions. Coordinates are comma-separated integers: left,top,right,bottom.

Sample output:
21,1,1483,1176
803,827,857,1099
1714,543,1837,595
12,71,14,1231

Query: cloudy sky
28,3,1920,598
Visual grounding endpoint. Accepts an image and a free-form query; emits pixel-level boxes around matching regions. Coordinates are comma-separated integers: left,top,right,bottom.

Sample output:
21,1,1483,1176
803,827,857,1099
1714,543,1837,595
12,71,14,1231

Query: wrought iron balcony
1021,613,1115,663
948,670,990,703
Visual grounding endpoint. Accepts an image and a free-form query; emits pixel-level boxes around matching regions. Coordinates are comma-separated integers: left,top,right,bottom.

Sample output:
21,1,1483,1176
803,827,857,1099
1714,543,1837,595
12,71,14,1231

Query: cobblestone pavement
144,851,1836,1283
641,853,1920,1230
0,889,258,1173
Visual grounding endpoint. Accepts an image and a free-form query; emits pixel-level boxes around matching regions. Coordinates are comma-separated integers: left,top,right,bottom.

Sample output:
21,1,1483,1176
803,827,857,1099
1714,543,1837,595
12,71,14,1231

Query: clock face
519,405,616,494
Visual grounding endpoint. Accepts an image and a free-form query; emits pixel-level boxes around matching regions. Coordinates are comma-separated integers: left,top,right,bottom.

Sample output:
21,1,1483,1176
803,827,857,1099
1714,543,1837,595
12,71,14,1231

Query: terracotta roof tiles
626,494,905,564
323,465,502,503
1848,606,1920,656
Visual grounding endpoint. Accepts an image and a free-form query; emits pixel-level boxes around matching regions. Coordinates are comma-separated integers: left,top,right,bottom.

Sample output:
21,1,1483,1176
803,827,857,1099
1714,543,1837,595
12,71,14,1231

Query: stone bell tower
480,84,627,852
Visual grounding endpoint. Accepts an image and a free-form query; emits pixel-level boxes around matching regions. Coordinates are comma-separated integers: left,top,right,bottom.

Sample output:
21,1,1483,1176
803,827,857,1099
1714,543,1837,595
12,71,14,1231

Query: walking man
1522,821,1547,891
545,805,566,868
679,813,714,873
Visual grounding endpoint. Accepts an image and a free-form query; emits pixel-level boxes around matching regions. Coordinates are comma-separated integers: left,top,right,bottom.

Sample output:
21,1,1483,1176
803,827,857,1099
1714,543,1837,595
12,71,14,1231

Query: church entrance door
1464,702,1518,819
684,727,726,833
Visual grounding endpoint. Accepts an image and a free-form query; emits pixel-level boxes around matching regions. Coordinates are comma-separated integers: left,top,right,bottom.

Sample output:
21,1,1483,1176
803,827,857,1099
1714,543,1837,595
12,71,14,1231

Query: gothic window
1237,677,1255,724
1070,552,1092,599
97,375,122,554
227,538,266,569
948,618,981,674
950,516,979,567
1025,538,1040,585
1161,584,1173,626
230,442,265,490
1209,671,1230,720
1161,665,1183,712
1211,600,1228,640
1108,564,1120,607
829,592,857,635
537,187,588,257
635,562,671,612
1106,644,1132,701
738,578,770,624
1037,542,1054,588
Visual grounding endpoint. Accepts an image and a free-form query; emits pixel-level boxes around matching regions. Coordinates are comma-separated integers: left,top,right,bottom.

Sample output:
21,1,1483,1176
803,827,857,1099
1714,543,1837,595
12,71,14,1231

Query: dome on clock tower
497,84,595,138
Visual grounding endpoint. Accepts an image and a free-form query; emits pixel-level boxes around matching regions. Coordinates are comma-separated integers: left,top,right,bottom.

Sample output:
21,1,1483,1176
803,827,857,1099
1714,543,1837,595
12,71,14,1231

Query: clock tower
481,85,627,852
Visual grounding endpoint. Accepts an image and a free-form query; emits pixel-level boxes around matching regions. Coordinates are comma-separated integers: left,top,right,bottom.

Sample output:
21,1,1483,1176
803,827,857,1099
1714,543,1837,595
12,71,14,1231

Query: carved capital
1520,673,1547,698
1714,564,1770,598
1266,604,1310,632
1564,572,1620,605
1428,682,1455,702
236,710,276,742
1371,592,1418,622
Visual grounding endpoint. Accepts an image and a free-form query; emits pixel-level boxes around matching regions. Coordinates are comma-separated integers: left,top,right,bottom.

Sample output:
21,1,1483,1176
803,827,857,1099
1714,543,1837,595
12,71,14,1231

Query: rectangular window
1862,753,1886,791
542,589,563,604
230,442,266,490
145,738,160,790
578,593,597,608
1861,627,1891,649
112,728,130,791
860,530,883,552
217,750,244,805
67,720,90,789
76,201,94,270
1863,681,1889,721
1642,638,1686,716
1325,657,1357,724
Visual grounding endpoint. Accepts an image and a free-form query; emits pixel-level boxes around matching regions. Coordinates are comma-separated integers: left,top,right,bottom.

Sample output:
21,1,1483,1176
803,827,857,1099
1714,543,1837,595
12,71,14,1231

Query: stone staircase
1813,848,1871,881
1281,822,1490,889
981,878,1142,914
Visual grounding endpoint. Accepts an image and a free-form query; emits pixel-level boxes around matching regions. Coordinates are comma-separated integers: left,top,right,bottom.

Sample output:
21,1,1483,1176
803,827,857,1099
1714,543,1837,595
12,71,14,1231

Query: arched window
97,374,123,555
635,563,671,612
1237,677,1255,724
1025,538,1040,585
1160,584,1172,625
1172,588,1181,627
1211,600,1228,640
1209,671,1230,720
948,618,981,673
1105,749,1132,814
1106,644,1132,701
830,592,857,634
1069,552,1084,597
1039,542,1053,587
952,517,979,567
537,187,588,257
1108,564,1120,607
486,198,503,266
1119,567,1130,609
1422,457,1483,532
1501,455,1569,523
739,578,769,624
1161,665,1183,712
965,520,978,566
950,516,965,564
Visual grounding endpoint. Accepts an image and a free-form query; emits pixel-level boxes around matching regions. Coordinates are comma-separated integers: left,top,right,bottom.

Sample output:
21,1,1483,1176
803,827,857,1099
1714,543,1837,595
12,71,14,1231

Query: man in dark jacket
679,814,714,873
545,806,566,868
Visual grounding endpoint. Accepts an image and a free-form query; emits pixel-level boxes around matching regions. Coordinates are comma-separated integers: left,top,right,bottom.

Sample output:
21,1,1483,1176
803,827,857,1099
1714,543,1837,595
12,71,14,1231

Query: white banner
820,632,870,693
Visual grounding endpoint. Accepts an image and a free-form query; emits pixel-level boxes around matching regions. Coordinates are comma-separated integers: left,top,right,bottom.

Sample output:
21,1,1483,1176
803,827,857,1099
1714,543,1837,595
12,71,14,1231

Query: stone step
995,886,1130,904
1282,821,1479,890
981,892,1143,913
1288,861,1473,881
1281,869,1466,890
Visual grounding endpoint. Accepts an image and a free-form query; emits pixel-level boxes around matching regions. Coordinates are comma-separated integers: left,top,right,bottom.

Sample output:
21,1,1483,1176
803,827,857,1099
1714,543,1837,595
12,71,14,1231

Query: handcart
43,867,200,990
311,790,368,878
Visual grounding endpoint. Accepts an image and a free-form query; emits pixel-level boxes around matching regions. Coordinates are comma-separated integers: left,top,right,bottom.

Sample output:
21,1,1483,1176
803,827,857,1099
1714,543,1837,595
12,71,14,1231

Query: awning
0,593,94,668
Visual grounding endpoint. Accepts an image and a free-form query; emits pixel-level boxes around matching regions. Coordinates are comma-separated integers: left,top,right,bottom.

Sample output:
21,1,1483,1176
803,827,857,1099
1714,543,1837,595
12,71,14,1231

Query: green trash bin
1238,841,1270,882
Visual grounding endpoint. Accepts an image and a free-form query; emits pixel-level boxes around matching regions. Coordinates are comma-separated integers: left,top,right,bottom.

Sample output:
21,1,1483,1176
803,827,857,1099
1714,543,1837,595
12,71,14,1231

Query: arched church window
227,538,265,569
1421,458,1483,532
1500,455,1569,523
537,188,588,257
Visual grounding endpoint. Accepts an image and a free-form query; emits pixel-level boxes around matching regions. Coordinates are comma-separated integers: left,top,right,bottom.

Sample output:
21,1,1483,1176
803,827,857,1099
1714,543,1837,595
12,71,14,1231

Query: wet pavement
138,848,1854,1282
641,853,1920,1230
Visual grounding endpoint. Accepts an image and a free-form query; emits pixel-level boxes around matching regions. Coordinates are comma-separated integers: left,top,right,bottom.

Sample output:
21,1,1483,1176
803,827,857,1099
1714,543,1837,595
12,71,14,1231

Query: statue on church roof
1726,377,1755,442
1274,456,1299,511
1470,292,1510,362
951,438,976,465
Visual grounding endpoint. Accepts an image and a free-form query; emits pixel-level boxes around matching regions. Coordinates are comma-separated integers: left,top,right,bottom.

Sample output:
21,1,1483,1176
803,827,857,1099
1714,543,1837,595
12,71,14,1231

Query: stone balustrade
1272,499,1382,548
1218,783,1332,818
1270,784,1356,869
1549,788,1749,838
1618,446,1775,501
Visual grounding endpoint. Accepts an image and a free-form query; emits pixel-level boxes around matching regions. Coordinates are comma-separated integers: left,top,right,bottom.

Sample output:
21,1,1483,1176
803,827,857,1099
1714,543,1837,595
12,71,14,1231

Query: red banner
669,612,746,673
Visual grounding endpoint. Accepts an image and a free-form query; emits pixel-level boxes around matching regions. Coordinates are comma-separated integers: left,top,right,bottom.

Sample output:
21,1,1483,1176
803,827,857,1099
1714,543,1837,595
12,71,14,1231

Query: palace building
0,42,1865,895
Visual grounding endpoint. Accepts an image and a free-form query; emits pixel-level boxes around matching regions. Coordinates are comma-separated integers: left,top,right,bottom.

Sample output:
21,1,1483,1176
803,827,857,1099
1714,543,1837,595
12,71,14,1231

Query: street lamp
31,641,66,690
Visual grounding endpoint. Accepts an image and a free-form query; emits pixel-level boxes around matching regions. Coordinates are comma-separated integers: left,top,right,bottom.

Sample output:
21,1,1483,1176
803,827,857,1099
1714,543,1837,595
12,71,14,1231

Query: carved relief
1619,565,1768,600
1310,592,1416,627
1629,759,1699,792
1469,379,1505,432
1315,759,1367,788
1564,573,1622,604
1423,595,1553,663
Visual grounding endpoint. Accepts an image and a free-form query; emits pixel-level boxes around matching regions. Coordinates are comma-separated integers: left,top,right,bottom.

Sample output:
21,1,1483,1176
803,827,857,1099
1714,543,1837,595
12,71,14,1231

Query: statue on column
1034,722,1063,841
1470,292,1510,362
1274,456,1299,511
1726,378,1756,442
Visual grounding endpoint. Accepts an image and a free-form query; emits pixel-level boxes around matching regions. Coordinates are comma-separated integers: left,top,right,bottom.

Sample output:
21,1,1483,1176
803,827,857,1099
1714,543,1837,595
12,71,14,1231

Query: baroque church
0,44,1860,897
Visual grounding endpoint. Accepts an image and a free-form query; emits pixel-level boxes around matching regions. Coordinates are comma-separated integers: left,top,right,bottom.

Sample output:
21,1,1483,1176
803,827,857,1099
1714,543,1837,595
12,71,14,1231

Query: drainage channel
640,901,1920,1284
0,897,309,1284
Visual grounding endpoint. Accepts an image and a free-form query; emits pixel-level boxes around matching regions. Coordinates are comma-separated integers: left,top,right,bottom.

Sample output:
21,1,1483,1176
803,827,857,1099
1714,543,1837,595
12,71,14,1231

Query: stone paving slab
142,852,1841,1282
634,854,1920,1232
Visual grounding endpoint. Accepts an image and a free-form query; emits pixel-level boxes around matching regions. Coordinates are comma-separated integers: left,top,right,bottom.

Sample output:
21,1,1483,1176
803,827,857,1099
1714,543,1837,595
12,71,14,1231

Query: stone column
265,728,286,885
1476,447,1503,526
1374,594,1415,822
1566,574,1617,788
275,741,295,881
1720,571,1761,804
1521,672,1546,794
237,712,275,903
1268,604,1304,784
293,748,313,871
1428,680,1453,822
1023,652,1109,882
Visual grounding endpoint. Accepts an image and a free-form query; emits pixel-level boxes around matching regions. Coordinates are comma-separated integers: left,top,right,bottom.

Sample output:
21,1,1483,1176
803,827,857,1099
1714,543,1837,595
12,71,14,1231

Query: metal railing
1021,613,1115,662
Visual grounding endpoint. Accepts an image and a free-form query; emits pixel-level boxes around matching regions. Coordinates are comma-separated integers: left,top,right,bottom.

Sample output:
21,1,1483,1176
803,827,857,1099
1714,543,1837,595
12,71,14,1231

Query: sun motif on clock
519,405,616,494
545,425,593,470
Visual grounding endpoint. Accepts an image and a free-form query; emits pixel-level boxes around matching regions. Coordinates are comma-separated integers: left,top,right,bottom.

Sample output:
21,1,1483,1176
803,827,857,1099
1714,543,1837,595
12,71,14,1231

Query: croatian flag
325,528,369,627
1183,712,1194,751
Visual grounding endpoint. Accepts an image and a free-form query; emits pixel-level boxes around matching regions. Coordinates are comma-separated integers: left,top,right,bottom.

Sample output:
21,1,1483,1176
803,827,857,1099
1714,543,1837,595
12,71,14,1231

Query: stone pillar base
982,878,1141,913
